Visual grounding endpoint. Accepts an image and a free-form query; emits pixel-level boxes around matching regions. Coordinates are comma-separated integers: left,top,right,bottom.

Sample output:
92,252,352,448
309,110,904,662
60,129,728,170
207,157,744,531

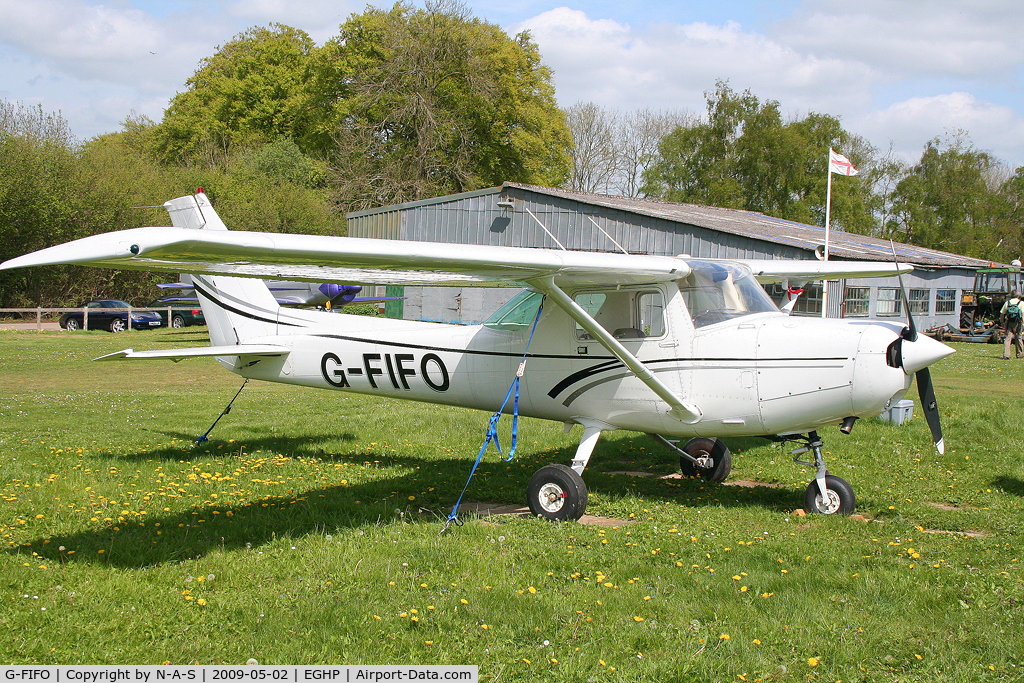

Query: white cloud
518,8,874,118
227,0,355,43
0,0,208,89
775,0,1024,82
857,92,1024,165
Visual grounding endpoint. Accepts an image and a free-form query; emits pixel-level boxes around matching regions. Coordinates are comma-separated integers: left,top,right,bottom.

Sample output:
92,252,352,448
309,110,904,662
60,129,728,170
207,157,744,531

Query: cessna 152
0,192,954,520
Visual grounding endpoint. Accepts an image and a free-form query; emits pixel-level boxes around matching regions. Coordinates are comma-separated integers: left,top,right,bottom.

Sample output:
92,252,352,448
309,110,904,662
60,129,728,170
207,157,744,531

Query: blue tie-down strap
194,379,248,447
440,299,543,534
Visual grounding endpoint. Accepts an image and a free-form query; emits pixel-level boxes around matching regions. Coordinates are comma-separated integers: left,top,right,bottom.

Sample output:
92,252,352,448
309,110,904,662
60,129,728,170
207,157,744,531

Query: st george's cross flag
828,148,858,176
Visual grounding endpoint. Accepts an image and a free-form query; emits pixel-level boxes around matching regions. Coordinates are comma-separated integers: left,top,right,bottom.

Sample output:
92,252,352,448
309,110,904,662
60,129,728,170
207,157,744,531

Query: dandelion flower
633,616,644,622
720,634,730,641
808,658,818,667
197,599,207,606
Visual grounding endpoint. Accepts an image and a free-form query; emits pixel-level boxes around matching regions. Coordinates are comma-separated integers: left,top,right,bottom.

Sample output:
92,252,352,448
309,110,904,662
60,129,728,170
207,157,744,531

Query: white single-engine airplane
0,192,955,520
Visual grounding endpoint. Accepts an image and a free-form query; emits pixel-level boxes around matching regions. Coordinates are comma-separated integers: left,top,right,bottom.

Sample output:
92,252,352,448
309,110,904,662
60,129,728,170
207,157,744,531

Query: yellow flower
197,599,207,606
752,639,761,645
528,586,537,594
460,599,468,604
808,658,818,667
720,634,730,641
633,616,644,622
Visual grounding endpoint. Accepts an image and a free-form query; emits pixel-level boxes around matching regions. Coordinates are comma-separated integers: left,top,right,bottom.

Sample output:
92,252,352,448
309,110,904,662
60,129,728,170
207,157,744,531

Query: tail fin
164,192,283,345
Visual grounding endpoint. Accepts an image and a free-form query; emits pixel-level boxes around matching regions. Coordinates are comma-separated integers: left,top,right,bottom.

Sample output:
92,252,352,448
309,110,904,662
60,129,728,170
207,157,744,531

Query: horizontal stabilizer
94,345,290,362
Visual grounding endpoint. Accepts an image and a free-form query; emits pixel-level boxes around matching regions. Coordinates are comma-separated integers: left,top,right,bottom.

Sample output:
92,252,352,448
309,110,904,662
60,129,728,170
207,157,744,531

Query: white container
879,399,914,425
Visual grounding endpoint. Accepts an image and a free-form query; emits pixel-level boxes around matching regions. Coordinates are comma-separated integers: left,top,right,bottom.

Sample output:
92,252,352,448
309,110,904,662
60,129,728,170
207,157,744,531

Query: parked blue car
60,299,163,332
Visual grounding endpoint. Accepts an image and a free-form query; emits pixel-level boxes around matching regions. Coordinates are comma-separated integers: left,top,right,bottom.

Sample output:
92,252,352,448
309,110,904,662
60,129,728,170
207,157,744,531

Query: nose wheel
788,431,856,515
527,464,588,521
804,474,855,515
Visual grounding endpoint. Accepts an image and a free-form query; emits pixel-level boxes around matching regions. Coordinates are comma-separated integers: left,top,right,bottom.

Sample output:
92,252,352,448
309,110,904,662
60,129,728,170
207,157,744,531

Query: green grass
0,328,1022,680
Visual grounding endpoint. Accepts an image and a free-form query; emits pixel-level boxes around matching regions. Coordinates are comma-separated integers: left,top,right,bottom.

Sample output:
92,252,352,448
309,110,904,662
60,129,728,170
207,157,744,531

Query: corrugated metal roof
345,182,1001,269
504,183,998,269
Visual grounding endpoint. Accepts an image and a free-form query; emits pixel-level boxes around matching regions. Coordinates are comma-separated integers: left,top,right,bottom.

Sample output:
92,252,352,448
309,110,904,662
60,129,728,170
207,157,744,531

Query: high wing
743,259,913,284
0,227,910,287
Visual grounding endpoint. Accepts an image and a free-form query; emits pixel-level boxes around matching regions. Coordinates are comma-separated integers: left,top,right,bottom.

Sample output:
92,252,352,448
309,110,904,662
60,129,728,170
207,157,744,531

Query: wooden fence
0,306,200,332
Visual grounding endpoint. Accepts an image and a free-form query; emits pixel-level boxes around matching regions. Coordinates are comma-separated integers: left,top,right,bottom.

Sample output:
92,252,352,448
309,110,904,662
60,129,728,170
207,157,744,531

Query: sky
1,0,1022,168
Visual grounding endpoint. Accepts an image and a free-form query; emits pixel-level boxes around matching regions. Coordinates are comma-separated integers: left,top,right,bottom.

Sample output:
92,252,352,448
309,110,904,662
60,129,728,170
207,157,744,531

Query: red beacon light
196,187,204,194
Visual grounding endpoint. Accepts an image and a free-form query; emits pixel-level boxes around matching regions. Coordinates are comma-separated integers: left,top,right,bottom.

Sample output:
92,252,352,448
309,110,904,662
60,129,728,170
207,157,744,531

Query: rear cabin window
482,290,544,331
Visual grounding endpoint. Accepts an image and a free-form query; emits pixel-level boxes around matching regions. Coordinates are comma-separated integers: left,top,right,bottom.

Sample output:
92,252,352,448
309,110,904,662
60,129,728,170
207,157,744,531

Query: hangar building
347,182,999,328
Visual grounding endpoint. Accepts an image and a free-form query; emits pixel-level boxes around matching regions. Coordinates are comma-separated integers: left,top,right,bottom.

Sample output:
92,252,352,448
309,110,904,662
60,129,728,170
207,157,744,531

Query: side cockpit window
572,289,665,340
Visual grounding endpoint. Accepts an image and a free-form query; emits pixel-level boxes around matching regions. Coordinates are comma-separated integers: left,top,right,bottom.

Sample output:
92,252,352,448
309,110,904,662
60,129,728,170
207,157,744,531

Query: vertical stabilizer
164,192,283,344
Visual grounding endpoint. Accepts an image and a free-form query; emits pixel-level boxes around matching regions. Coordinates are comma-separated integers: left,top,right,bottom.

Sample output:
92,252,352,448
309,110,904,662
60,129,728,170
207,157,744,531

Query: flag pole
822,148,834,319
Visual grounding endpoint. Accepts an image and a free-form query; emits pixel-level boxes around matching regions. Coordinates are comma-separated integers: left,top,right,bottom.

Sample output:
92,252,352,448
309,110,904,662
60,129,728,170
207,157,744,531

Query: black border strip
193,281,304,328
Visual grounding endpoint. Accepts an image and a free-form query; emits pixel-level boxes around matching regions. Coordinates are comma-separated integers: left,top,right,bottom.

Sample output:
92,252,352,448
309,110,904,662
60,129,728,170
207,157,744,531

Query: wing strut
531,276,702,424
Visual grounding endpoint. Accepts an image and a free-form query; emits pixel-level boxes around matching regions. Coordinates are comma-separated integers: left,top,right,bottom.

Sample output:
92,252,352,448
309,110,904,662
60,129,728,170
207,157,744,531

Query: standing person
1001,290,1024,359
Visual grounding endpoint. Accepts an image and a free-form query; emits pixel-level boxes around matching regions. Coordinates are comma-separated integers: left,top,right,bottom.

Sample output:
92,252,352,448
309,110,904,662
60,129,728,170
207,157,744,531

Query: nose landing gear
786,431,856,515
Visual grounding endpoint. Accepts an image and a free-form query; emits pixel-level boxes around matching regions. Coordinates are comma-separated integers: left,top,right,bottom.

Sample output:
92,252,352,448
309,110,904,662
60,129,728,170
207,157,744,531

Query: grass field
0,327,1022,680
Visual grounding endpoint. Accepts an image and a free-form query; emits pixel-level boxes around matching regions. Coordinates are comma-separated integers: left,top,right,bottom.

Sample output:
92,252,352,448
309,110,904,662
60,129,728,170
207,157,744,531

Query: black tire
65,318,80,331
171,314,186,329
110,317,127,333
804,475,856,515
679,437,732,482
527,464,587,521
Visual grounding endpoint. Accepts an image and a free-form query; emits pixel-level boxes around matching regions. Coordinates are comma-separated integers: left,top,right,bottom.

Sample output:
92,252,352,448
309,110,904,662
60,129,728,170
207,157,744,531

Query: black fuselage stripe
193,281,303,328
311,333,593,360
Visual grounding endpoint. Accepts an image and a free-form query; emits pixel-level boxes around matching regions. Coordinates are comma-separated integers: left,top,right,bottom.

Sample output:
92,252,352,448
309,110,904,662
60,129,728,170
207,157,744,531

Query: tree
613,108,692,197
891,133,1003,258
327,0,571,209
565,103,690,197
565,102,617,194
642,81,873,232
153,24,316,165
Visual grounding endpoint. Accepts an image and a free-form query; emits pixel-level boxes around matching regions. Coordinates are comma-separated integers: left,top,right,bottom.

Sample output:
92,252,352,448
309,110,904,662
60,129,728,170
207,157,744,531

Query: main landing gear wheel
679,437,732,482
804,474,856,515
527,464,588,521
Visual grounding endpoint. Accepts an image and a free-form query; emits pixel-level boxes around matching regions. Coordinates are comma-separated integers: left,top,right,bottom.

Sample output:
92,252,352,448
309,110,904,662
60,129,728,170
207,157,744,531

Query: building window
909,288,930,315
877,288,902,316
843,286,870,317
761,282,821,316
935,289,956,314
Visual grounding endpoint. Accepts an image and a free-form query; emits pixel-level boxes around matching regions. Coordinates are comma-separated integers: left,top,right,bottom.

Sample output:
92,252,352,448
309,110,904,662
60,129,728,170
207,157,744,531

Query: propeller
890,241,945,454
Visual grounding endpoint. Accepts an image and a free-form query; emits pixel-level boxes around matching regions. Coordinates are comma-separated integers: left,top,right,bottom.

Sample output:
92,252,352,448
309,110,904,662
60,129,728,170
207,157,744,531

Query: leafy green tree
153,24,315,165
643,81,873,233
327,0,571,208
891,134,1002,258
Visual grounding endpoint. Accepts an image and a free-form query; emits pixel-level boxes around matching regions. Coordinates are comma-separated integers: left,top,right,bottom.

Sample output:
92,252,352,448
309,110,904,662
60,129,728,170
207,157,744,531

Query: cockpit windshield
679,261,779,328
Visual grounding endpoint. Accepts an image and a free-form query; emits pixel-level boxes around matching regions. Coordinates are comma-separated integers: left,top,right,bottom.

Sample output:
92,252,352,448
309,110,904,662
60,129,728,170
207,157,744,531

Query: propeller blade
890,240,917,341
916,367,943,454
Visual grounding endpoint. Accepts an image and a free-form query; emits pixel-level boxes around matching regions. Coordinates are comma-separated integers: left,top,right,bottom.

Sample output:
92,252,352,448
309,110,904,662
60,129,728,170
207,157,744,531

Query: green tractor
958,265,1023,342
